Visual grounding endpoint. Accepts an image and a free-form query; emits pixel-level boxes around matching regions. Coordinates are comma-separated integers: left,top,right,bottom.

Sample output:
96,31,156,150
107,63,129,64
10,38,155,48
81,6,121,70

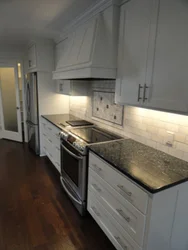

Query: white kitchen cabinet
88,152,188,250
27,40,54,73
41,117,61,173
56,80,88,96
115,0,154,107
28,44,37,69
116,0,188,113
145,0,188,112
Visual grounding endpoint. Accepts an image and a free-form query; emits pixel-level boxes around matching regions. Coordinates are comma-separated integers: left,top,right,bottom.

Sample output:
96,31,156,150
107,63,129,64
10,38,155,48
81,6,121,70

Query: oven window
62,143,80,187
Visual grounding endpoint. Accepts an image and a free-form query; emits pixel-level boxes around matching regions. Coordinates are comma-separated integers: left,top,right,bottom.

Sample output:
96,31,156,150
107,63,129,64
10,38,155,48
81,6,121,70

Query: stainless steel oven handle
60,177,82,205
61,143,83,161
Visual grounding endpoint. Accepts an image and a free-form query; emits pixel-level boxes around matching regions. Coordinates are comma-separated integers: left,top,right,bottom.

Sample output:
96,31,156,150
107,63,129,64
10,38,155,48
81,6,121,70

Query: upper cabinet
53,5,120,80
26,40,54,73
115,0,154,107
115,0,188,113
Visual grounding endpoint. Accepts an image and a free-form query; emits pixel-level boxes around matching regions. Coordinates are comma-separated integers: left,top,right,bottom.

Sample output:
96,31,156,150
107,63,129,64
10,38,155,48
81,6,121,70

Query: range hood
53,5,119,80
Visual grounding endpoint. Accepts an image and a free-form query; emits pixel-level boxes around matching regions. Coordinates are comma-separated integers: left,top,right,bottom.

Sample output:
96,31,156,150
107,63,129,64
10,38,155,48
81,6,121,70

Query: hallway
0,140,115,250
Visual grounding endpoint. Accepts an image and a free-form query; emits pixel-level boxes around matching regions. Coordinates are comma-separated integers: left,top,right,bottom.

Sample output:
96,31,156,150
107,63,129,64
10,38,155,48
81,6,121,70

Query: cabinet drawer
52,145,61,173
52,127,61,148
41,119,48,132
89,152,148,214
89,169,146,246
88,190,142,250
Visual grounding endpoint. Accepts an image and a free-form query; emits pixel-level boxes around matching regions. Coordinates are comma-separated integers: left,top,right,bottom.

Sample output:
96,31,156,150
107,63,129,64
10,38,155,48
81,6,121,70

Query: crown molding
55,0,122,44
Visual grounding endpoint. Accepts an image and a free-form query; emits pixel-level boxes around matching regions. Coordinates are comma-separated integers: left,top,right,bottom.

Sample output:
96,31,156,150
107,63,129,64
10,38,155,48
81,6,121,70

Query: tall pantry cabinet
115,0,188,113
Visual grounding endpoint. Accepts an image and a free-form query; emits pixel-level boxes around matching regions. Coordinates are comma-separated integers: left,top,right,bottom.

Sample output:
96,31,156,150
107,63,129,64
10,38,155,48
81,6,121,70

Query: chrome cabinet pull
43,133,46,137
116,209,130,223
55,162,60,166
91,206,100,217
143,84,149,102
114,236,128,250
56,146,60,151
117,185,132,198
92,184,102,193
49,139,52,143
44,146,46,150
137,84,143,102
92,164,102,173
48,127,52,131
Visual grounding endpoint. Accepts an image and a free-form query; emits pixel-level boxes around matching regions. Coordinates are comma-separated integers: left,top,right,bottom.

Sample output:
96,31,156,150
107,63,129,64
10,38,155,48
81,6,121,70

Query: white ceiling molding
55,0,121,44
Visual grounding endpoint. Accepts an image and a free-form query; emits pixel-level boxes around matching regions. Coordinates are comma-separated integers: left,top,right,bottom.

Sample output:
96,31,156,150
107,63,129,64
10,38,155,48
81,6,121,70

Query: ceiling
0,0,100,46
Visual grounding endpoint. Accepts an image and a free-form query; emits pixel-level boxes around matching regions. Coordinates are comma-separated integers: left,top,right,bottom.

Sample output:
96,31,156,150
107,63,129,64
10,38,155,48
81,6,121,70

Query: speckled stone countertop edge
88,148,188,194
41,115,66,131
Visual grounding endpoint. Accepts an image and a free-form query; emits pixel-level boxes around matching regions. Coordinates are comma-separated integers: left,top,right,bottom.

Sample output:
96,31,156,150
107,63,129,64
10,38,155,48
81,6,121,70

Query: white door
0,63,23,142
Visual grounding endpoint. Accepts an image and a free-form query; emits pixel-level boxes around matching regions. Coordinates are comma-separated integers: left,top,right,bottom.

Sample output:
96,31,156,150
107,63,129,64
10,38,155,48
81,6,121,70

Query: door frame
0,60,23,142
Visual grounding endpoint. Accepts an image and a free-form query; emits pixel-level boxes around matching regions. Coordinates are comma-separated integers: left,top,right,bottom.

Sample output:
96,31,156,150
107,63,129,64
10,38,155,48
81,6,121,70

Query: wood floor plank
0,140,116,250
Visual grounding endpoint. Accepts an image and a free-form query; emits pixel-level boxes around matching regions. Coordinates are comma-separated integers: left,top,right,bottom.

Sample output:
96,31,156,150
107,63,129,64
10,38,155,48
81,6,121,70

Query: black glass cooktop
66,120,93,127
70,127,121,144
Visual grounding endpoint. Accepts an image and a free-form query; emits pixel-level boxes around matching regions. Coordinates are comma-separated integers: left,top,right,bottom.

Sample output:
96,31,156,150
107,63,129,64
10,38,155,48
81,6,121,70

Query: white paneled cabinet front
27,40,54,73
28,44,37,69
41,118,61,173
116,0,188,113
145,0,188,112
115,0,154,107
88,152,188,250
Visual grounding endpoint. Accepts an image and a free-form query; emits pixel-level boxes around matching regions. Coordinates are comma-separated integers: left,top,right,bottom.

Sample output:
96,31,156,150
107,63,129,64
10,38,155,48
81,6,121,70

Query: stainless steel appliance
60,126,122,215
25,73,39,155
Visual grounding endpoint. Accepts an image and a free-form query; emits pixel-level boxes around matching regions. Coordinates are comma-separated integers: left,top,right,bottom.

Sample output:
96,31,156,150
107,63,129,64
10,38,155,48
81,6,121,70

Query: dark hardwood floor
0,140,116,250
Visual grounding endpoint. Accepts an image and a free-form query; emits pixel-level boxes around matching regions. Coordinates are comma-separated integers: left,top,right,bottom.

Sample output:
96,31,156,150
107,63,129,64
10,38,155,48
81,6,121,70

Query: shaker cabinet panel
146,0,188,112
28,44,37,69
115,0,154,106
116,0,188,113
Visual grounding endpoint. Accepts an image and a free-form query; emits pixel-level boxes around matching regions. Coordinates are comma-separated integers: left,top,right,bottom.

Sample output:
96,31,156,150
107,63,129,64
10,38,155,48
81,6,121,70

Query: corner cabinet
115,0,188,113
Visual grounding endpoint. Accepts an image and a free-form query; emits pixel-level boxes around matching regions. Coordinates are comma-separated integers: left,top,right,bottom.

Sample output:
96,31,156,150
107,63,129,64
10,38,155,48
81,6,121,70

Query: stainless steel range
60,126,122,215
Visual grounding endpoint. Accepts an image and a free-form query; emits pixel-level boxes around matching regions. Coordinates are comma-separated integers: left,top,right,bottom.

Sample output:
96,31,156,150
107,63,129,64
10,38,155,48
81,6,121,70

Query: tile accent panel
69,80,188,162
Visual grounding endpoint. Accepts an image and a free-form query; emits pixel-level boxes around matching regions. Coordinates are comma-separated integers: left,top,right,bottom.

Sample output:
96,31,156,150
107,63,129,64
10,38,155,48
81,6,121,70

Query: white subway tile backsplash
70,80,188,162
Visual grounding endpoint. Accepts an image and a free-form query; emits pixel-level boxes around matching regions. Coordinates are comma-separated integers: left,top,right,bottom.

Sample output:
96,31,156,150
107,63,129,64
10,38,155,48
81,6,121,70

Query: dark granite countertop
41,114,80,130
89,139,188,193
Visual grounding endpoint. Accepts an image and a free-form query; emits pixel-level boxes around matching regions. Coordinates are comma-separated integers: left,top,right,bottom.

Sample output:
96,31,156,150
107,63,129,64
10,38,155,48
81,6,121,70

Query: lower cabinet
41,118,61,173
88,152,188,250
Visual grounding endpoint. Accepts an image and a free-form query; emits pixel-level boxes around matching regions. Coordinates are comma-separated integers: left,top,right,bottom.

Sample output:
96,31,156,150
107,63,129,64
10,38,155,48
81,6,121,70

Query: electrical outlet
165,131,174,147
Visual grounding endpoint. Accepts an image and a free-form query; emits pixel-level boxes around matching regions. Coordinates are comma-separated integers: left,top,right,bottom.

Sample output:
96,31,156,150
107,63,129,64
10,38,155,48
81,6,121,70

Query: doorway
0,63,23,142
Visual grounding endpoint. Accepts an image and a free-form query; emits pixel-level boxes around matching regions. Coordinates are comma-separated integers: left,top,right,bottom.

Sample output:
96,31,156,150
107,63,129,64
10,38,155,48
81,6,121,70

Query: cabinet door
28,44,37,69
57,80,71,95
115,0,155,106
147,0,188,112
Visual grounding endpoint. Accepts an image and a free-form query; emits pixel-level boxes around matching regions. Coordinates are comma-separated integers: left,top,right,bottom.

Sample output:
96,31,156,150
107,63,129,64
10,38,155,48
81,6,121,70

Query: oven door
60,140,86,203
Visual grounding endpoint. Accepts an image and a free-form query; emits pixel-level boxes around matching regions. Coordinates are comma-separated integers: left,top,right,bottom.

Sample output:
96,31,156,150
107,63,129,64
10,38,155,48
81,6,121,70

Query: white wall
70,80,188,162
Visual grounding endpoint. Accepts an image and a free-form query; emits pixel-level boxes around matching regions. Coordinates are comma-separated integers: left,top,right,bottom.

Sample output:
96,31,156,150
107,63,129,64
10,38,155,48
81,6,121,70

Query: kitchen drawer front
89,168,146,246
89,152,148,214
52,145,61,173
52,127,61,148
88,190,142,250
